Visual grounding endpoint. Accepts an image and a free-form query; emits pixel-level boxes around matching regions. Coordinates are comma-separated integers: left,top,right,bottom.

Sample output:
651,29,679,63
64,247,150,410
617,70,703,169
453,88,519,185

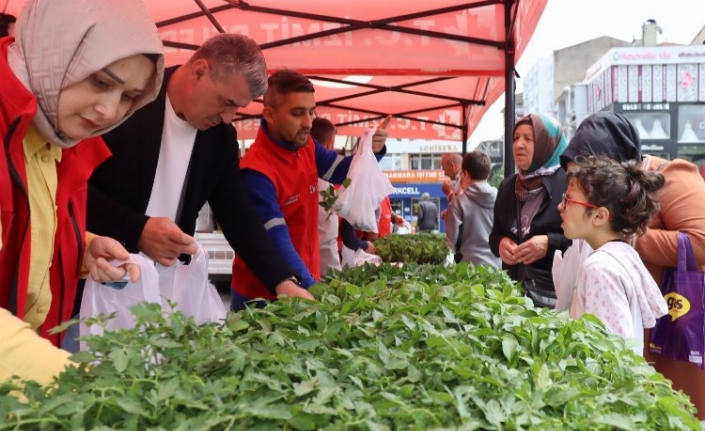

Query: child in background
444,150,501,268
558,156,668,355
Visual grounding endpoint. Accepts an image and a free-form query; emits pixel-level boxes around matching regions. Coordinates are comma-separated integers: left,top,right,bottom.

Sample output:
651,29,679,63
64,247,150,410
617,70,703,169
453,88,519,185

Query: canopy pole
503,0,516,178
461,103,468,156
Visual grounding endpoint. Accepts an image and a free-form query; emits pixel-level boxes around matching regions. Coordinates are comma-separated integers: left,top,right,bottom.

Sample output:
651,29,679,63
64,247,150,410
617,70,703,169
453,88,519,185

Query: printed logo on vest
283,193,300,206
309,183,318,194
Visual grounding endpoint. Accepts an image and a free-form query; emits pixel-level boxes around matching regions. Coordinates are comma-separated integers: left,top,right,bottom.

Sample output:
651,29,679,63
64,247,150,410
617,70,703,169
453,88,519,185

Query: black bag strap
515,199,524,244
455,222,464,255
514,199,529,282
454,193,472,254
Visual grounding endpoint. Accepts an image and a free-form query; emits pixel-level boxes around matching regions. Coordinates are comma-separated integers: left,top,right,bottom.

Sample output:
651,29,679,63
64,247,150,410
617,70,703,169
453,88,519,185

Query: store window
677,144,705,173
410,153,442,170
622,112,671,140
378,154,403,171
678,105,705,143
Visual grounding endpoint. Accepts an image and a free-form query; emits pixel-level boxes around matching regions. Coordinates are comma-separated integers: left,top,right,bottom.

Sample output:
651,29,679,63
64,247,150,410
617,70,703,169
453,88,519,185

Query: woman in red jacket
0,0,164,384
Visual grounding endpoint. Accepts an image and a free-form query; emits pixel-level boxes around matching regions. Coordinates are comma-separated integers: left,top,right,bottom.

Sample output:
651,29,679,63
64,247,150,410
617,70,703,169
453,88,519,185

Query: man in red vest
231,70,389,310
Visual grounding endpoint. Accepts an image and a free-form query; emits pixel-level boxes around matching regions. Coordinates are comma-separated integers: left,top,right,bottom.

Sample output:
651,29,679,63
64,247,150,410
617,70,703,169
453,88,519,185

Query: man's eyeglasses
561,193,613,220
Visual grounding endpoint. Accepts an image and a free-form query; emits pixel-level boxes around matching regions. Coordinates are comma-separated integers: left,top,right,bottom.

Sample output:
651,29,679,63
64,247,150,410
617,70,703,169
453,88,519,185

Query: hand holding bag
649,232,705,368
333,127,394,233
79,254,161,350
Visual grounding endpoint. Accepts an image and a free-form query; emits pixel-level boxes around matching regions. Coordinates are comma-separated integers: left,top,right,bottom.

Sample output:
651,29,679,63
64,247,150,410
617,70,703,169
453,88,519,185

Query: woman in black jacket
489,113,571,308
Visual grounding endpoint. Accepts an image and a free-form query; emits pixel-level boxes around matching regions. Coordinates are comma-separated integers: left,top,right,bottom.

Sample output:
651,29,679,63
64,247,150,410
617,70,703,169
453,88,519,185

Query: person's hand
138,217,197,266
440,209,448,220
362,231,378,242
365,242,377,254
441,180,456,202
84,236,140,283
441,179,453,196
275,280,315,301
372,115,391,153
514,235,549,265
499,237,520,265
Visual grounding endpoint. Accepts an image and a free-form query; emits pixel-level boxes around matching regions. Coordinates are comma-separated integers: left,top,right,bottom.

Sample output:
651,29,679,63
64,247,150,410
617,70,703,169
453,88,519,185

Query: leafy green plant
374,232,449,264
489,167,504,189
0,263,699,430
319,178,352,216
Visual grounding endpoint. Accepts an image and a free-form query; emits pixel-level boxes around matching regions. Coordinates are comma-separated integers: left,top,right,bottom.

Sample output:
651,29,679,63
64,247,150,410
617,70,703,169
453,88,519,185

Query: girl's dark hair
566,155,665,236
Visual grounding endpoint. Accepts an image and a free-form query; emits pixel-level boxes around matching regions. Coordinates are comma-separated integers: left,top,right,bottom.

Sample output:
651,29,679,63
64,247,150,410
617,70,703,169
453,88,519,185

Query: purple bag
649,232,705,368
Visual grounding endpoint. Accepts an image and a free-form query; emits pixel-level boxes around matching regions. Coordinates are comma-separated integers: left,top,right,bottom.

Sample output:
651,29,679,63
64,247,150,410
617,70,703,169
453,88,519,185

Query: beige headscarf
7,0,165,148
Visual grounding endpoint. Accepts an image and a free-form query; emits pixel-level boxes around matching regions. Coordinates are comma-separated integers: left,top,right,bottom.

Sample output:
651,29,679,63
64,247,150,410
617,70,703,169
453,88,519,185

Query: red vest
377,196,393,239
231,127,320,299
0,38,111,345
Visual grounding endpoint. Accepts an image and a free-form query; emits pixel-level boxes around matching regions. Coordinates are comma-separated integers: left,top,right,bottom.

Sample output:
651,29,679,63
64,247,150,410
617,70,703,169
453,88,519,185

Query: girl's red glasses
561,193,613,221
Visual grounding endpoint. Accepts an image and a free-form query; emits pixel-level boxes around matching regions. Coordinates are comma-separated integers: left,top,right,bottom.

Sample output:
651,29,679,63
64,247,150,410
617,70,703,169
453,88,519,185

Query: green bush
489,167,505,189
374,233,449,264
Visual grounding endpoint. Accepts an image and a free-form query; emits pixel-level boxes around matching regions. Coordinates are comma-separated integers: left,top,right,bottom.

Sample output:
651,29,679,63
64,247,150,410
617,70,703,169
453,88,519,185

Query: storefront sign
389,182,444,197
621,103,670,111
384,170,447,183
385,140,462,154
585,46,705,83
642,144,666,151
394,187,421,195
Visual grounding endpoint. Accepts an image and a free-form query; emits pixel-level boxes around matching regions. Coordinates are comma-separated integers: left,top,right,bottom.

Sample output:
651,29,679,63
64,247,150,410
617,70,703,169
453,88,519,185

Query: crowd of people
0,0,389,383
433,109,705,415
2,0,705,419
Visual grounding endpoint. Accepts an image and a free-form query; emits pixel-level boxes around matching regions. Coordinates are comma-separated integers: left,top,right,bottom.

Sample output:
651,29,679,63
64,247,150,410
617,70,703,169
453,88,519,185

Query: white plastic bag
79,253,161,350
553,239,593,311
157,243,227,325
333,128,394,233
395,222,411,235
341,245,383,267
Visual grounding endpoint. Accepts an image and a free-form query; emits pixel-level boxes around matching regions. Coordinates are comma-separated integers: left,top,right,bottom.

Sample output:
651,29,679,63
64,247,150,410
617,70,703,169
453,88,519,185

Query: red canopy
4,0,547,143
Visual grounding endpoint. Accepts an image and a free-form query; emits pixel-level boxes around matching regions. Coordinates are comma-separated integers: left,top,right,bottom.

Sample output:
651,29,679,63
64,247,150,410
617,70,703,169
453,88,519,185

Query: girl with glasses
558,155,667,355
556,111,705,416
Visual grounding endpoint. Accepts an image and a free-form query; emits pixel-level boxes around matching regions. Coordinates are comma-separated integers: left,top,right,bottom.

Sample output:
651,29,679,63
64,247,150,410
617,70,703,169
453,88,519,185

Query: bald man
440,153,463,219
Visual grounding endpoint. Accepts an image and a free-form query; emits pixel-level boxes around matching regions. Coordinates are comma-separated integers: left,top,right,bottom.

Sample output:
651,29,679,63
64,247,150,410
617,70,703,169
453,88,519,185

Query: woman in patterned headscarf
0,0,164,384
489,113,571,308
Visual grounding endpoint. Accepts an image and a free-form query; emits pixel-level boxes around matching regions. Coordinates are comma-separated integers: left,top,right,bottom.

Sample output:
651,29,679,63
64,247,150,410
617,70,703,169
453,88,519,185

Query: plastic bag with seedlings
333,127,393,233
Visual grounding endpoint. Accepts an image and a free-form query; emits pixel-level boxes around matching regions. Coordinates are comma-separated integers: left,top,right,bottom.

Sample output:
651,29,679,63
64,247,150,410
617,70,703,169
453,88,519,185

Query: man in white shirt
85,34,311,306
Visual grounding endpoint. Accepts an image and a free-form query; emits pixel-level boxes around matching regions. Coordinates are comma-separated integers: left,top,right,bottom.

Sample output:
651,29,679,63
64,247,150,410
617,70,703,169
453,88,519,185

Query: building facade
583,45,705,167
525,36,631,140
